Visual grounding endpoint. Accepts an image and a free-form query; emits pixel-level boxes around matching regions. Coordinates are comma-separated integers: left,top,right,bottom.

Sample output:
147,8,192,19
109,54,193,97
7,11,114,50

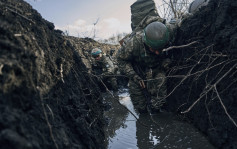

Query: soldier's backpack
131,0,161,31
119,0,165,46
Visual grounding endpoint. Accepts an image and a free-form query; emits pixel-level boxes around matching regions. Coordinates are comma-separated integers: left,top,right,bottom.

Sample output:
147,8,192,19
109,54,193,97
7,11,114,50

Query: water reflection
104,88,216,149
104,89,137,149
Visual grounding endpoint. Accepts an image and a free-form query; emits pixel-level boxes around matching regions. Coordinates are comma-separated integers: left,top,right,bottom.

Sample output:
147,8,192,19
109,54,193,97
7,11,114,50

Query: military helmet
91,48,102,58
188,0,209,14
143,21,169,49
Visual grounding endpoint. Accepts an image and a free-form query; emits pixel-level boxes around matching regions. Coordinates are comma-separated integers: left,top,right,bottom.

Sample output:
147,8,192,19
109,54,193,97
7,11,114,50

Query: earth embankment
0,0,120,148
165,0,237,148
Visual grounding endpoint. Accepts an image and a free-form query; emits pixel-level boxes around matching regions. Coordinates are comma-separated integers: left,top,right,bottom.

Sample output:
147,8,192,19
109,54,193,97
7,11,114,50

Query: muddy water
104,88,216,149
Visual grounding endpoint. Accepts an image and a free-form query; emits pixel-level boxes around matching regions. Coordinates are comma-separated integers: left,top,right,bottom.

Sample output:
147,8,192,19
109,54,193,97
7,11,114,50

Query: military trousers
129,68,167,113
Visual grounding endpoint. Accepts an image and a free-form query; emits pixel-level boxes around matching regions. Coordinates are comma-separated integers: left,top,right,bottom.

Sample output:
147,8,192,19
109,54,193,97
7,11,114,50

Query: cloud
75,19,86,26
55,19,95,37
55,17,131,40
104,18,121,29
95,17,131,39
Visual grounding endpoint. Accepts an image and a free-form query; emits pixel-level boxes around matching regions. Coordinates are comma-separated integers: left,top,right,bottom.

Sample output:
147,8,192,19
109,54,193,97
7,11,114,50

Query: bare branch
181,63,237,114
170,0,177,18
5,7,35,24
162,41,199,52
39,90,59,149
214,85,237,127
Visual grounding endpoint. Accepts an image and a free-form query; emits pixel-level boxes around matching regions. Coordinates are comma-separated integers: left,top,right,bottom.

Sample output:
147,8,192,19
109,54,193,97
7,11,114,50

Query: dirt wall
165,0,237,148
0,0,109,148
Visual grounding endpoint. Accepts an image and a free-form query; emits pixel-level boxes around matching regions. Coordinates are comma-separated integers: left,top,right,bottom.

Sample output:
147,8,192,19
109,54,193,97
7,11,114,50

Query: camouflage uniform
91,54,118,91
117,16,177,113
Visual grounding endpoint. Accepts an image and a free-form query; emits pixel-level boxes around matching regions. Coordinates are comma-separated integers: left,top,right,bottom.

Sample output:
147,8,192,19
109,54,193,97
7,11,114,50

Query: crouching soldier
91,48,118,91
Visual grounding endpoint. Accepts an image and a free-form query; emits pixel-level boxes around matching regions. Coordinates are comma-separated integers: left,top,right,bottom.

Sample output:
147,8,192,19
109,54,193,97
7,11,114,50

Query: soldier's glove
139,80,146,89
132,75,145,88
132,75,141,82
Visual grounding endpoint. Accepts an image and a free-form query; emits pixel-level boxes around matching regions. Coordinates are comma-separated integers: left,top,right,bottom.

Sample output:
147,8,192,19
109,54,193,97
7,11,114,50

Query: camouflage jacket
91,54,115,76
117,17,178,79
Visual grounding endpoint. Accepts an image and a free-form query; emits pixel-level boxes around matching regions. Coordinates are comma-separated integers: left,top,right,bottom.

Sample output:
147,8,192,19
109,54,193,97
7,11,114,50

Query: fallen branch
214,85,237,127
89,72,149,127
0,64,3,75
162,41,198,52
181,63,237,114
39,90,59,149
89,118,97,128
5,7,35,24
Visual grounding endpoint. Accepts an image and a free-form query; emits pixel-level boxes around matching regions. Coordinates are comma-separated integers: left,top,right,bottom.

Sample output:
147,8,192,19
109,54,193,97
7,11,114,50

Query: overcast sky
24,0,163,40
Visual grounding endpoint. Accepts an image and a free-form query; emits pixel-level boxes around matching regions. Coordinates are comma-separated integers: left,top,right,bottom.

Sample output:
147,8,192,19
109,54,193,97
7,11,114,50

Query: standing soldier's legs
129,80,147,113
147,71,167,110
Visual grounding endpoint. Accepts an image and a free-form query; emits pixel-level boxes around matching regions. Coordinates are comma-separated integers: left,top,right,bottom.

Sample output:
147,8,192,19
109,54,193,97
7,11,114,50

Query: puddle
104,88,216,149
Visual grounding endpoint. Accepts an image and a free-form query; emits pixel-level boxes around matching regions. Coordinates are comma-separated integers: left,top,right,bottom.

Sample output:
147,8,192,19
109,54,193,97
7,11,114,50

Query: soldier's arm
116,40,138,80
102,56,115,76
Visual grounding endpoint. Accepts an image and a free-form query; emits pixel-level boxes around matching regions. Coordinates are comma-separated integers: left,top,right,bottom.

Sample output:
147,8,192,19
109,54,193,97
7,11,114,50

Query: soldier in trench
115,0,206,114
91,48,118,91
116,13,179,114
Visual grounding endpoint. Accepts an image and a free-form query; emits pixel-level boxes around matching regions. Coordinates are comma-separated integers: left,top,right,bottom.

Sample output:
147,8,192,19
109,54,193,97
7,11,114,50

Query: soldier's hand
132,75,145,88
139,80,146,89
132,75,141,82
